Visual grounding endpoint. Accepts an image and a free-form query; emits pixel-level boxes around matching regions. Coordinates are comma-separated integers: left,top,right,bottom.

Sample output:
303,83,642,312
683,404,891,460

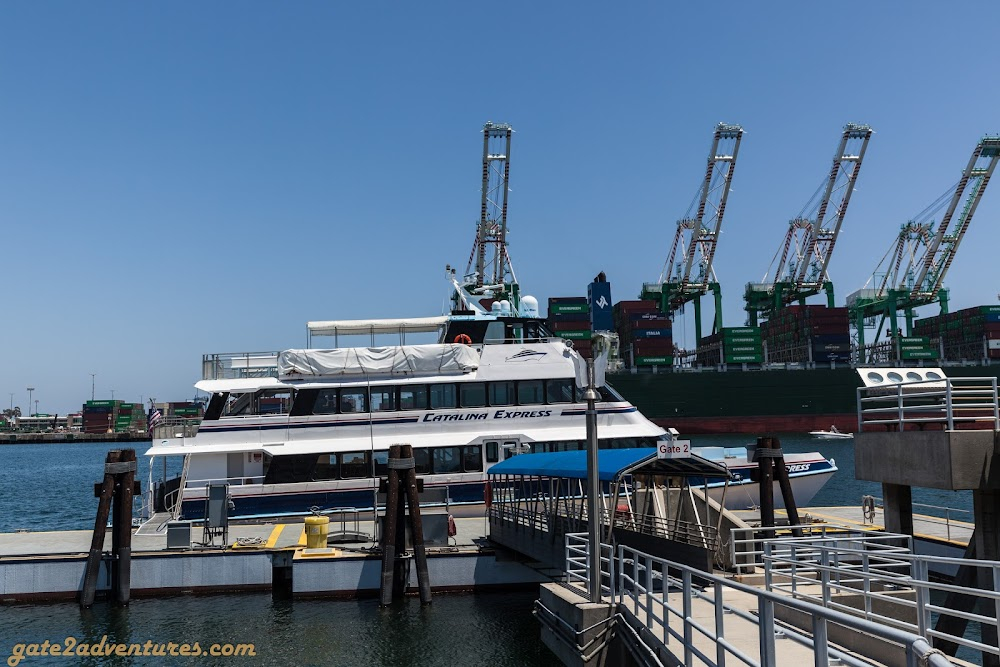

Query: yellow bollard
304,515,330,549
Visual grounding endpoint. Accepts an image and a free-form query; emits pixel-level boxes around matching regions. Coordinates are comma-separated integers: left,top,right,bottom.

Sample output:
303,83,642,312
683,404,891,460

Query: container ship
548,290,1000,434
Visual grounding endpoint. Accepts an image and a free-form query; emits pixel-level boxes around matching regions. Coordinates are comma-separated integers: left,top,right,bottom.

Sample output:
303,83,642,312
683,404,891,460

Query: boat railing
761,539,1000,660
728,523,912,574
559,533,952,667
856,376,1000,431
150,417,201,440
865,495,973,543
183,475,267,488
202,351,282,380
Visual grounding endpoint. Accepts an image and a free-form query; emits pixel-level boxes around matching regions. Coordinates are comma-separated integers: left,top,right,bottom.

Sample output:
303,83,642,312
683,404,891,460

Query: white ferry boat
143,312,837,524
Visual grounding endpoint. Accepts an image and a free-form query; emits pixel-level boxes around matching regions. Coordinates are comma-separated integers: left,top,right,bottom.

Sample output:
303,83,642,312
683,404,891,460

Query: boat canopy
278,344,479,377
307,316,450,337
487,448,732,483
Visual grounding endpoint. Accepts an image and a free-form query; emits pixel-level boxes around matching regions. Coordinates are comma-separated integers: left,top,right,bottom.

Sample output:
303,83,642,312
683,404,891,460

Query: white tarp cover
278,344,479,377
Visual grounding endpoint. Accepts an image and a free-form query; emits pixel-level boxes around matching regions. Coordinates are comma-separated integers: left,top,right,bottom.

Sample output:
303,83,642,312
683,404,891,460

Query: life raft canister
454,333,472,345
484,481,493,508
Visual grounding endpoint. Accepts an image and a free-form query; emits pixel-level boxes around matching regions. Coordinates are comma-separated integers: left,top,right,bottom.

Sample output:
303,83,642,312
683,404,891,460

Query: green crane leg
825,283,835,308
694,295,703,344
713,285,723,335
905,309,914,336
939,290,949,316
855,311,866,350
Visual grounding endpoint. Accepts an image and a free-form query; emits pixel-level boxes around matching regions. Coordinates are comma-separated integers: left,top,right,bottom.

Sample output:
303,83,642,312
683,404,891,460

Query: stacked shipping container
914,305,1000,360
613,300,673,367
547,296,593,358
82,400,147,434
698,327,763,365
760,305,851,363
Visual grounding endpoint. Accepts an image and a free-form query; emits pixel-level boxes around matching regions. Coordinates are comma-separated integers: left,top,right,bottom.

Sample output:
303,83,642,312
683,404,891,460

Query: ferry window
433,447,462,474
598,385,625,402
223,393,253,417
373,450,388,477
341,389,367,413
370,387,396,412
264,454,319,485
258,390,293,415
290,389,319,416
313,454,338,481
340,451,369,479
460,383,486,408
399,386,428,411
485,441,500,463
413,448,432,474
205,393,228,420
484,321,506,344
546,379,575,404
463,445,483,472
517,380,544,405
429,384,457,409
489,381,515,406
312,389,339,415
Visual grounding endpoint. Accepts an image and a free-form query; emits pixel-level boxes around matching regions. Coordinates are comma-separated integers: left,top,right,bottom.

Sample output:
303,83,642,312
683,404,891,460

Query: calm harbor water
0,436,974,666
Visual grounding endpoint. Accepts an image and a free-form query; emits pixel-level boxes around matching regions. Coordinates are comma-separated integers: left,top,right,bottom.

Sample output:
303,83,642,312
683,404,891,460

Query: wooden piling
756,438,775,528
379,445,402,606
770,438,803,537
113,449,137,605
81,450,120,608
401,444,432,604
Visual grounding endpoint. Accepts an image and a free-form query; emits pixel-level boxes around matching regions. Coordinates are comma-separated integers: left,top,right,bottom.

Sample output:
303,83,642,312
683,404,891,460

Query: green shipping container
549,303,590,314
725,354,764,363
558,330,592,340
981,306,1000,315
724,335,762,345
634,356,673,365
722,327,760,336
726,345,762,354
901,350,940,359
86,400,120,408
899,336,929,345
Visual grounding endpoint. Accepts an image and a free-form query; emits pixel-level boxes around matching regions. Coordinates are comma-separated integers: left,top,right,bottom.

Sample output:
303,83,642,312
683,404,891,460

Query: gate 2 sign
657,439,691,459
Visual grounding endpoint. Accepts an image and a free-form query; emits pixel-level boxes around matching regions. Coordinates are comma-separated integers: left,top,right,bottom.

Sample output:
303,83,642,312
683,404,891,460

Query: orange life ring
454,334,472,345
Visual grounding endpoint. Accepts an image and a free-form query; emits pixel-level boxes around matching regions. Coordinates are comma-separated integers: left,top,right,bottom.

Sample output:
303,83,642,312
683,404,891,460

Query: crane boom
671,123,744,291
909,136,1000,300
743,123,872,325
793,123,873,288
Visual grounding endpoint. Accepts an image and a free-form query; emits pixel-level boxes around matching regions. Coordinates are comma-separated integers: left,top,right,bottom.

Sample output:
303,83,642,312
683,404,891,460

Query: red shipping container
633,339,675,355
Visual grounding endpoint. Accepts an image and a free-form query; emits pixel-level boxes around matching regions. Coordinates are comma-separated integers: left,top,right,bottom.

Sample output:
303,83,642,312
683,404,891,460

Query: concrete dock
0,516,548,603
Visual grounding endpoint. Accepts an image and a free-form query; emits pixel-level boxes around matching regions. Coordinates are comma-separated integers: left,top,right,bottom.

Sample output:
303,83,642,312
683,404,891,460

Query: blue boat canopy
487,447,732,483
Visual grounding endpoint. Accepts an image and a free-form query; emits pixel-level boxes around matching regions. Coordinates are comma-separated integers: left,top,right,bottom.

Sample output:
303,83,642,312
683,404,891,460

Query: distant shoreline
0,433,151,445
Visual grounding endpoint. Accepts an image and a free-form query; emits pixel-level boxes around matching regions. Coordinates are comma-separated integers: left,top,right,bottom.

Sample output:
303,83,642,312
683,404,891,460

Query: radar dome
491,301,503,315
521,295,539,317
499,300,511,316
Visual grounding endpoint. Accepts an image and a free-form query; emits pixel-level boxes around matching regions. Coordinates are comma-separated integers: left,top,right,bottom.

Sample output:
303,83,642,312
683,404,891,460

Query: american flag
147,406,163,432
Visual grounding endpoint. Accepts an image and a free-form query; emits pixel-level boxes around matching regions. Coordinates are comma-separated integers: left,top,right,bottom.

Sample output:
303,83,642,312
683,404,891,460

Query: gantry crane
640,123,744,342
847,135,1000,352
744,124,873,325
449,122,519,315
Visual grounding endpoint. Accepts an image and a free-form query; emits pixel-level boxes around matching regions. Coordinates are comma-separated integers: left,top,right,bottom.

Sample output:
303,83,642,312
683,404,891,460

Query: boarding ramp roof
307,316,449,337
487,447,732,482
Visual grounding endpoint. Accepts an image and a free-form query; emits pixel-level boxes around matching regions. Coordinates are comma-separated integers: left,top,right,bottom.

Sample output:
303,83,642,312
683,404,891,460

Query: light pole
90,374,95,401
8,393,12,412
34,400,38,416
26,388,34,416
110,389,115,401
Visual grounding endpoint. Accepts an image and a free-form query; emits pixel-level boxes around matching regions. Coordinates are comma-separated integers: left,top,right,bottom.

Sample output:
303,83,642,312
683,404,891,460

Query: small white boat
808,425,854,439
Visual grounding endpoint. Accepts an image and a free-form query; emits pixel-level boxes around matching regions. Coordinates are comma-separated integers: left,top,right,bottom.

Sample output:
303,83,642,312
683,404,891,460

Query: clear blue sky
3,2,1000,413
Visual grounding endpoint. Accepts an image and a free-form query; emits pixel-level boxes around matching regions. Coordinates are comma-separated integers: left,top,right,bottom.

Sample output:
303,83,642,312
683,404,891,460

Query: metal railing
150,417,202,440
857,376,1000,431
202,351,281,380
865,495,973,543
562,533,953,667
728,523,912,574
762,539,1000,660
